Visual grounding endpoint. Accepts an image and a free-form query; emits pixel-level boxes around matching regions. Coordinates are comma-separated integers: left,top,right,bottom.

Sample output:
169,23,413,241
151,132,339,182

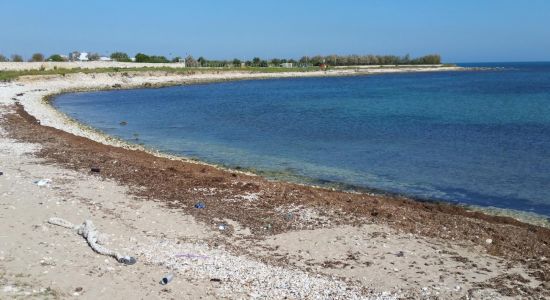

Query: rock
485,238,492,244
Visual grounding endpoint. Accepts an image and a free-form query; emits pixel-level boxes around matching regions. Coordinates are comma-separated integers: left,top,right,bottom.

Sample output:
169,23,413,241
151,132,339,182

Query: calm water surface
54,63,550,216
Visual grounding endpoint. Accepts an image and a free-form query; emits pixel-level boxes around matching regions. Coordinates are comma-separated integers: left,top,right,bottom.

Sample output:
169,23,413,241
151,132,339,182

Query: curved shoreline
3,67,547,227
3,67,550,298
45,71,550,227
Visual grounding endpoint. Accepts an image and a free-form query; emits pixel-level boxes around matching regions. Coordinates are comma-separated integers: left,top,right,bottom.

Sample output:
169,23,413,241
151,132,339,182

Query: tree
135,53,150,63
232,58,241,67
185,55,198,67
11,54,23,62
270,58,281,66
171,56,182,63
0,54,7,62
30,53,44,62
259,60,269,67
47,54,66,62
148,55,169,63
110,52,131,62
197,56,207,67
87,53,100,61
252,57,261,66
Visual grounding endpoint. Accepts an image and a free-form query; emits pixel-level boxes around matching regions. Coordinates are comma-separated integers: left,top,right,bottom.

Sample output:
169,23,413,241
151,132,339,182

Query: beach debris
284,212,294,221
0,171,3,176
16,93,24,96
90,167,101,173
395,251,405,257
210,278,222,283
485,238,493,244
34,179,51,187
112,84,122,88
175,253,209,259
218,224,227,231
119,121,128,126
194,202,206,209
47,217,137,265
160,274,174,285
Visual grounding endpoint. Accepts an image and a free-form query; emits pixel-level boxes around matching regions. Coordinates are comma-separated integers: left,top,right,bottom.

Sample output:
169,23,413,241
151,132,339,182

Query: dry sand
1,67,549,299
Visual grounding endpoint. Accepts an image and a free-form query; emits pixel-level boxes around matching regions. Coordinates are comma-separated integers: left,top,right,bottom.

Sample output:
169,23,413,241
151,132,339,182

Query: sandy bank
1,68,549,299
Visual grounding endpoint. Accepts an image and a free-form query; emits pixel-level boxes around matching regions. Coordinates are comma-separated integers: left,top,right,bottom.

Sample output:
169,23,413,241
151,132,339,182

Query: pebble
485,239,492,244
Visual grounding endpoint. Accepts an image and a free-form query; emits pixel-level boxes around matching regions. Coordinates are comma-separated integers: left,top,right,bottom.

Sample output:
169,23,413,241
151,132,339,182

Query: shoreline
44,70,550,228
2,66,550,298
5,66,550,230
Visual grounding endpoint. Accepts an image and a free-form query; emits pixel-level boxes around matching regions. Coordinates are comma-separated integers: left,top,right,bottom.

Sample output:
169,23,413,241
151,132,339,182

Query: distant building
99,56,112,61
78,52,89,61
281,62,293,68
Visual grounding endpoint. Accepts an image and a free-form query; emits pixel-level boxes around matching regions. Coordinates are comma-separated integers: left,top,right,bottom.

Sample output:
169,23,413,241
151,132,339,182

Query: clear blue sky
1,0,549,62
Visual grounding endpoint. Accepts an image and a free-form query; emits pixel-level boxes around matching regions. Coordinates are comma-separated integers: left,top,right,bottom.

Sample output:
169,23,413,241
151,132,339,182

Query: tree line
0,52,441,66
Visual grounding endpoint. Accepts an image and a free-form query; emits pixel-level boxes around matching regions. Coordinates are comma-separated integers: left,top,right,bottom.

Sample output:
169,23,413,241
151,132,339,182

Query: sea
53,62,550,219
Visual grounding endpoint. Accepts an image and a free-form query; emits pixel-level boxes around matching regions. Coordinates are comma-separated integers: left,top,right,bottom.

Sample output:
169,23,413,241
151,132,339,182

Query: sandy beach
1,65,549,299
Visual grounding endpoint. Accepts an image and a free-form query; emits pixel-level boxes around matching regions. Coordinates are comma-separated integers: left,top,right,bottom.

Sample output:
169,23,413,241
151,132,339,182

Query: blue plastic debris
194,202,206,209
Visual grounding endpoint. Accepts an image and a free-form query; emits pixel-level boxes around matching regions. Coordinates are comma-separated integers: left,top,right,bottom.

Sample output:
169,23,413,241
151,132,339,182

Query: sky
1,0,549,63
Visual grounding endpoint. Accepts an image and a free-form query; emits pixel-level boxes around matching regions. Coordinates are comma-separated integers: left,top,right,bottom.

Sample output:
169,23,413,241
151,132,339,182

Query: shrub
135,53,169,63
87,53,100,61
0,54,7,62
11,54,24,62
135,53,150,63
30,53,45,62
47,54,66,62
110,52,131,62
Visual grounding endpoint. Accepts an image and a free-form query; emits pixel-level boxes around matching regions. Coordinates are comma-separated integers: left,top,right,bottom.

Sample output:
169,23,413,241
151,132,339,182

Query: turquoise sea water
54,63,550,216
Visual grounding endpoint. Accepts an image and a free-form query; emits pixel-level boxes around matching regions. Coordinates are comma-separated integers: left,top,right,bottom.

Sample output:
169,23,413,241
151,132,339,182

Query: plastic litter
47,217,137,265
218,224,227,230
210,278,222,283
90,167,100,173
160,274,174,285
34,179,51,187
0,171,3,176
194,202,206,209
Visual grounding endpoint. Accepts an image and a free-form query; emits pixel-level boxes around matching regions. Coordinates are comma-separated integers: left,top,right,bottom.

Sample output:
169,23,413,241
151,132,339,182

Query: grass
0,66,320,82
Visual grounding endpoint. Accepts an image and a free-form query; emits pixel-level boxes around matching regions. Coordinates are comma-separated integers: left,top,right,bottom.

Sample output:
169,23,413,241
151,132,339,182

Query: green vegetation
30,53,45,62
110,52,131,62
135,53,170,63
0,54,7,62
88,52,100,61
47,54,66,62
11,54,24,62
0,66,321,82
298,54,441,66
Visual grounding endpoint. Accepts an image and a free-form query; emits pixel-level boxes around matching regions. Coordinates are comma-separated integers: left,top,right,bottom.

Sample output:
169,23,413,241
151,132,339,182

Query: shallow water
54,63,550,216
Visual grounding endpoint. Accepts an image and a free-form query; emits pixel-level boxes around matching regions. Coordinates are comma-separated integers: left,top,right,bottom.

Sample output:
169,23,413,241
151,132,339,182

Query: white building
78,52,89,61
281,62,293,68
